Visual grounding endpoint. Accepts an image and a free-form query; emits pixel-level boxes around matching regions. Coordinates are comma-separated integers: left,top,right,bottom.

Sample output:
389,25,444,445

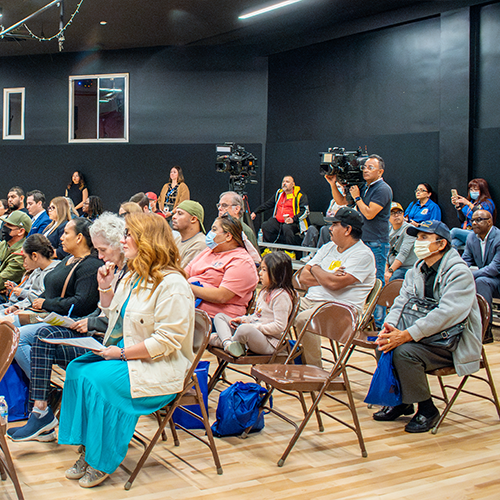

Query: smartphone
451,189,458,198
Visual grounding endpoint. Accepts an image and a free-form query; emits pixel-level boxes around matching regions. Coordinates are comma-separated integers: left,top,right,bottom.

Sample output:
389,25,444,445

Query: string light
23,0,85,51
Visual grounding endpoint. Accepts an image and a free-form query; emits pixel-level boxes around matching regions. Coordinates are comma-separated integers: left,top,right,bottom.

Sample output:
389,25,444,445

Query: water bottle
0,396,8,426
258,229,263,244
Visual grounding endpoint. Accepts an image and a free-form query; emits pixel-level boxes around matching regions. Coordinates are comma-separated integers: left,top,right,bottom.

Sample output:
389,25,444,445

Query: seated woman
14,218,102,379
118,201,143,217
7,213,127,443
405,183,441,226
56,213,194,488
0,234,59,325
82,196,103,222
450,178,496,248
373,221,482,433
43,197,72,259
185,214,259,320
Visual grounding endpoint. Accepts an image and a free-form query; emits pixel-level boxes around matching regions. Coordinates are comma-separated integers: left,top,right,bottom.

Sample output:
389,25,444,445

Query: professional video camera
319,147,368,190
216,142,258,194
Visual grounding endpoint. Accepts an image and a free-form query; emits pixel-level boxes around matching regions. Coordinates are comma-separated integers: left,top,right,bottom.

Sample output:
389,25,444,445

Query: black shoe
483,324,494,344
373,404,415,421
404,411,440,433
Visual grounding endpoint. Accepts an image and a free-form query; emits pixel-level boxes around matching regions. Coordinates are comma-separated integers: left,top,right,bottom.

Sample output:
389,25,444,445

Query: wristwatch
387,267,394,274
354,196,361,203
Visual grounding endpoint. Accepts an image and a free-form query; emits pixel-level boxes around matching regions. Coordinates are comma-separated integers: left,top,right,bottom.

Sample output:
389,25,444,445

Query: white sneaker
65,452,88,480
300,255,312,263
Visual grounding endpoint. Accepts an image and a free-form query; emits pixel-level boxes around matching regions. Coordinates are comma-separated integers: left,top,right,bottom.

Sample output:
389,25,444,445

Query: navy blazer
27,210,51,237
45,222,69,260
462,225,500,281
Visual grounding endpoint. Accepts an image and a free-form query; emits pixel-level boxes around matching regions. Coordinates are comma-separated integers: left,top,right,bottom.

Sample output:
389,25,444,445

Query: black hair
217,213,244,248
67,171,86,191
8,186,24,197
23,234,54,260
85,196,104,219
368,154,385,171
417,182,438,203
71,217,94,250
340,221,363,240
27,190,46,206
262,251,295,302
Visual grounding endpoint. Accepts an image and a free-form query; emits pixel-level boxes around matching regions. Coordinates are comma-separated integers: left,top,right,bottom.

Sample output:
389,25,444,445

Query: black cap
407,220,451,243
324,207,363,231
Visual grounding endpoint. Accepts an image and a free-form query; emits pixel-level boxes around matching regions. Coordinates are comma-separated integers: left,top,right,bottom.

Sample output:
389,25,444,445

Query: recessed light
239,0,303,20
100,21,107,25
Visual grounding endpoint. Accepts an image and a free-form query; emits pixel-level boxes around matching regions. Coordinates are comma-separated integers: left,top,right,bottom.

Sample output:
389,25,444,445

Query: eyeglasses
471,217,490,223
361,165,378,171
415,189,428,193
391,211,404,216
216,203,237,210
48,206,56,211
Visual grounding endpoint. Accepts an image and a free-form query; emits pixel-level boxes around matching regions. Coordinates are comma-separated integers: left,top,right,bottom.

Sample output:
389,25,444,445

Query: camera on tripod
216,142,258,194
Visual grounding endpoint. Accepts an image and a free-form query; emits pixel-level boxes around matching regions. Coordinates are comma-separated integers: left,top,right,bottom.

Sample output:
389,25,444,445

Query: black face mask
1,225,13,242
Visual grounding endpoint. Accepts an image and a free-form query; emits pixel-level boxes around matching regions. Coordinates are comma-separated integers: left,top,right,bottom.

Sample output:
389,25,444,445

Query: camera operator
251,176,309,246
326,155,392,324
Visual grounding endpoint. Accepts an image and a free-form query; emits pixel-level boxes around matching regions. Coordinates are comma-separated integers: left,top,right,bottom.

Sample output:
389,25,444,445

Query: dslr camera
319,147,368,190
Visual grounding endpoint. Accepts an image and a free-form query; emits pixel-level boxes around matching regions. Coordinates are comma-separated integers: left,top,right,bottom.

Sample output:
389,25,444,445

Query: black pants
262,217,302,245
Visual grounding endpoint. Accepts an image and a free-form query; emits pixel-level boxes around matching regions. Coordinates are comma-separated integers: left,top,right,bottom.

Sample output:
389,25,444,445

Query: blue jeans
14,323,50,379
390,268,408,281
365,241,390,328
450,227,471,248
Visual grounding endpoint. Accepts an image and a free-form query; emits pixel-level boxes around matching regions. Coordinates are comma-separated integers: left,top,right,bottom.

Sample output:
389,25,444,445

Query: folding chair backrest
246,288,258,315
359,279,382,330
377,279,403,309
304,301,358,346
183,310,212,389
270,292,300,361
477,294,491,340
292,268,307,293
0,323,19,381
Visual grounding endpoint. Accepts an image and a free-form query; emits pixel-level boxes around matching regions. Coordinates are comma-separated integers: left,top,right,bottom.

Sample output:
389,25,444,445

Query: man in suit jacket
462,209,500,343
26,190,51,237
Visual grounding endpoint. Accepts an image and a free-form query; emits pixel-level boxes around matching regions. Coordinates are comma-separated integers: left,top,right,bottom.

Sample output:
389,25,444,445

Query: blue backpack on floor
211,381,269,437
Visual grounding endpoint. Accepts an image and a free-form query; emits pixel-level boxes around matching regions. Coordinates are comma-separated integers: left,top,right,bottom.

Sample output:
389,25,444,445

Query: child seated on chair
210,252,295,357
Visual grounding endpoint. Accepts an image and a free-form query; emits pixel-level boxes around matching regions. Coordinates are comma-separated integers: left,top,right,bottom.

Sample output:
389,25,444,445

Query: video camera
216,142,258,194
319,147,368,190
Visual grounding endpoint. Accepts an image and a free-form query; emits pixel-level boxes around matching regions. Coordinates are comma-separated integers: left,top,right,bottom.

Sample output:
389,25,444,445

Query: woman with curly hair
58,213,195,488
65,171,89,214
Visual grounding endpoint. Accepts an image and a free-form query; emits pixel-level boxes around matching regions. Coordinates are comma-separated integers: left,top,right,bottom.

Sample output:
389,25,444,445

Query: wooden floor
3,339,500,500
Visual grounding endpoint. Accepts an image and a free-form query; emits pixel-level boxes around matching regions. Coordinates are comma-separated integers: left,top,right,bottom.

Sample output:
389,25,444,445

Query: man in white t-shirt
295,207,376,367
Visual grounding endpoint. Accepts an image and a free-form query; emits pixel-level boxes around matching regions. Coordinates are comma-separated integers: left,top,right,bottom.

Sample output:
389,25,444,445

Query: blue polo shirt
405,199,442,224
360,179,392,243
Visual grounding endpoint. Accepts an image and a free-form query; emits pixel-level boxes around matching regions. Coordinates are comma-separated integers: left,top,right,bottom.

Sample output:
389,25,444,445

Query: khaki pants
294,297,331,368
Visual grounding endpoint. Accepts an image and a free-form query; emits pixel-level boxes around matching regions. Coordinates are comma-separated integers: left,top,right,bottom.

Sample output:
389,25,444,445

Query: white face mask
414,240,442,260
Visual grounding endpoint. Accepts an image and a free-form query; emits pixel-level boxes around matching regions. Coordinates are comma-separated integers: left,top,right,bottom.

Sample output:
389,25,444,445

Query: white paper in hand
40,337,105,351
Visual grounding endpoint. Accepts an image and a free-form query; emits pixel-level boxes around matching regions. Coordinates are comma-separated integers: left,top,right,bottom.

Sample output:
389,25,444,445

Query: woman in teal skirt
58,213,195,488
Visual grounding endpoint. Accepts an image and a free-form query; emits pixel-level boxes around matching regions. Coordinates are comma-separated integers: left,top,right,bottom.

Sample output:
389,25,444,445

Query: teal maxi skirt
58,349,177,474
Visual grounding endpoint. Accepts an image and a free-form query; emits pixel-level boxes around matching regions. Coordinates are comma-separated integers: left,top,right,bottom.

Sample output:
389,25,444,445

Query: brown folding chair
125,309,222,490
249,301,366,466
207,293,300,394
345,279,403,376
0,323,25,500
427,294,500,434
292,268,307,297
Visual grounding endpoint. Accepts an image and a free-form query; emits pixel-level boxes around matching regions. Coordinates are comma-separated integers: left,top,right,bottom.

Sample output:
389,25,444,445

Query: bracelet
354,196,361,203
120,348,127,361
98,286,113,293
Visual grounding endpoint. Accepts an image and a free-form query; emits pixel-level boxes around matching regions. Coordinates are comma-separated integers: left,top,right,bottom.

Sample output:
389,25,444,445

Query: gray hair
220,191,244,214
90,212,126,250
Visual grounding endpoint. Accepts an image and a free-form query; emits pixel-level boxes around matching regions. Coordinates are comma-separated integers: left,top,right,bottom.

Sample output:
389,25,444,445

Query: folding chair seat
125,309,222,490
0,323,25,500
207,293,300,394
249,301,366,467
427,294,500,434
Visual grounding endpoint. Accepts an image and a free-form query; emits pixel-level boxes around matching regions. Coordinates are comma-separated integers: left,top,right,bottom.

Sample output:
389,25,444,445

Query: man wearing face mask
0,211,32,302
373,220,482,433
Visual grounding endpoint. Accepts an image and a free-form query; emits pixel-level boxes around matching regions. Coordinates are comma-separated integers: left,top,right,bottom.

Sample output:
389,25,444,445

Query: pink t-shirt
186,246,259,318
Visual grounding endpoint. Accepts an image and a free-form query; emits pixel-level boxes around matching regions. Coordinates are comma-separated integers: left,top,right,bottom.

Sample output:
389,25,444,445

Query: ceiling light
239,0,303,20
100,21,107,25
0,7,3,18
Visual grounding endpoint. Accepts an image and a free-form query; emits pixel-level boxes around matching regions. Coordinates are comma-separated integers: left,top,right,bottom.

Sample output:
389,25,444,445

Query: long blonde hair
125,213,186,295
45,197,72,235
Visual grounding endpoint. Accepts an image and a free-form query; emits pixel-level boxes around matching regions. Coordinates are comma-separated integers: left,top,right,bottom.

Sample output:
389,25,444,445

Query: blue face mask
470,191,480,200
205,230,218,250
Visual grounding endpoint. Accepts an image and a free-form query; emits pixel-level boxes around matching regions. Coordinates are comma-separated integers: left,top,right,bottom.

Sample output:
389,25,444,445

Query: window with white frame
3,88,25,140
69,74,129,143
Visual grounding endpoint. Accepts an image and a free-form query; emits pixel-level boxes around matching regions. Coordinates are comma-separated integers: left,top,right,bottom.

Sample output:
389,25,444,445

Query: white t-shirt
305,240,376,311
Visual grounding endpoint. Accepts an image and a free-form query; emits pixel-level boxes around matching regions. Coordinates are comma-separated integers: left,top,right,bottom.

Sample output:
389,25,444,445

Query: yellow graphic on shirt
328,260,343,271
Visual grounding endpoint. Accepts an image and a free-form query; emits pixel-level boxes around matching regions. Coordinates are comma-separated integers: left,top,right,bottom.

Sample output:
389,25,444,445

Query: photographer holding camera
327,154,392,325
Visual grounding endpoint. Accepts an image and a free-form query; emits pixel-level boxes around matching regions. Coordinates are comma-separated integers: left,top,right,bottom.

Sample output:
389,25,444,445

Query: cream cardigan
101,271,195,398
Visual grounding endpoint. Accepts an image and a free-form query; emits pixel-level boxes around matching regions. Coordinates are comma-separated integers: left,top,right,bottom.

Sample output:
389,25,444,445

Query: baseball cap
176,200,205,233
407,220,451,243
145,192,157,201
0,211,32,232
324,206,363,232
391,202,404,212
